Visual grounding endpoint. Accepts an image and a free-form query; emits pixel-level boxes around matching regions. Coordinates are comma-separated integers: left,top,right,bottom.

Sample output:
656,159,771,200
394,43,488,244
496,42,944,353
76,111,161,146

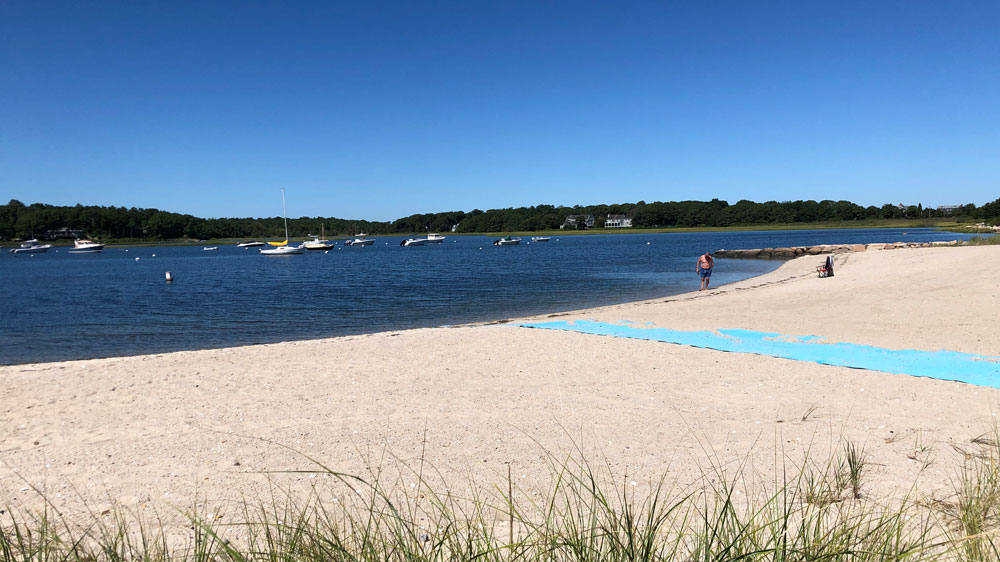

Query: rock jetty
715,240,963,260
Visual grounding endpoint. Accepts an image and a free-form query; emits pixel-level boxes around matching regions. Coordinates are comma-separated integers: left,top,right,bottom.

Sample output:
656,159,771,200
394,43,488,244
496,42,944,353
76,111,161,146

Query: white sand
2,245,999,518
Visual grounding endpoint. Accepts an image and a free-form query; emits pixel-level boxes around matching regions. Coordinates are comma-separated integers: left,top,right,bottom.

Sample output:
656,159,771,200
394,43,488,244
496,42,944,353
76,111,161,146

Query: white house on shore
604,214,633,228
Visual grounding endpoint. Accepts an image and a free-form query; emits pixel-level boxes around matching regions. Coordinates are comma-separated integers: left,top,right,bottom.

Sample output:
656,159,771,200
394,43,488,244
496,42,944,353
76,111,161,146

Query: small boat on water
260,244,304,255
425,233,446,243
531,236,551,242
344,237,375,246
400,238,426,247
493,236,521,246
236,241,266,248
9,239,52,254
303,238,335,250
260,189,305,256
73,239,105,252
203,246,218,251
303,226,335,250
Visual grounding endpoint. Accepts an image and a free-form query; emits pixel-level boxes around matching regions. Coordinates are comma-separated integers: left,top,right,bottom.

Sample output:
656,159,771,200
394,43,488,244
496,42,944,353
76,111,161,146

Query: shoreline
0,257,784,368
5,222,988,249
3,244,999,521
2,237,986,370
3,228,988,367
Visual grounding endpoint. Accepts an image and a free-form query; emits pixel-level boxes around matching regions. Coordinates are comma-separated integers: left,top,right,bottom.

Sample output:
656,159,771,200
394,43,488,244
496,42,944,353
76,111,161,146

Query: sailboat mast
281,188,289,243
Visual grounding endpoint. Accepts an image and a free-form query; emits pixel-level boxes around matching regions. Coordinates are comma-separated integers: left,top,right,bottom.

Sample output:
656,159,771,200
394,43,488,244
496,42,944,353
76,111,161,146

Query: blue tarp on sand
518,320,1000,389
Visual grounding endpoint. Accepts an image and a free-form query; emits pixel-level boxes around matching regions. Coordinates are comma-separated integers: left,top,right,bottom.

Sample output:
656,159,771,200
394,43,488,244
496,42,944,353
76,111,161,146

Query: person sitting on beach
696,251,714,290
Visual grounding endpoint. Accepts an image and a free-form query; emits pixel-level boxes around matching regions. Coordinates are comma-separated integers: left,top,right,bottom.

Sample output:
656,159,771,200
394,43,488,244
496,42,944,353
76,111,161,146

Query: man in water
696,251,714,290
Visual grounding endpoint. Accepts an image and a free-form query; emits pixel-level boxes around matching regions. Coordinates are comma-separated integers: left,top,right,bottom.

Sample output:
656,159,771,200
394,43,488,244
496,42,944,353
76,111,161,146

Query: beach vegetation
964,235,1000,246
845,441,867,500
8,434,1000,561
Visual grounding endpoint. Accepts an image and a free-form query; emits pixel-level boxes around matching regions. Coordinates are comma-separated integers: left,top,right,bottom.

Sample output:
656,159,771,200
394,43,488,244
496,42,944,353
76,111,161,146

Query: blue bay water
0,228,978,365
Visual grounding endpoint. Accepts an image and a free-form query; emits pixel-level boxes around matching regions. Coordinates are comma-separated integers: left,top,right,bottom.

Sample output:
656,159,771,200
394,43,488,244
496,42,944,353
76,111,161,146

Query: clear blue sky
2,1,997,221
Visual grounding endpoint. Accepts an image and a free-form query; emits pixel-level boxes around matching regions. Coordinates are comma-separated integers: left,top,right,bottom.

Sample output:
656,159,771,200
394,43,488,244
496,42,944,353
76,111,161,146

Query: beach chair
816,255,834,278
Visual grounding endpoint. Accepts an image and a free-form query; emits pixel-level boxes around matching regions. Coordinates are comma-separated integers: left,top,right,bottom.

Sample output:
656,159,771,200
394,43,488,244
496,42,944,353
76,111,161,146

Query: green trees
0,197,994,241
145,212,187,239
975,198,1000,223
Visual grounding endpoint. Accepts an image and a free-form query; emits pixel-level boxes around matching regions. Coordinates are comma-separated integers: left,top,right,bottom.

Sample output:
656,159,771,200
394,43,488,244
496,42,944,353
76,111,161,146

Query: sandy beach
2,244,999,521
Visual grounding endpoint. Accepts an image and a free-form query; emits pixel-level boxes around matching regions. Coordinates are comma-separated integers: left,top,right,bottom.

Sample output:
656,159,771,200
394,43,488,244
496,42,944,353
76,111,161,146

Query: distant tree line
2,197,998,241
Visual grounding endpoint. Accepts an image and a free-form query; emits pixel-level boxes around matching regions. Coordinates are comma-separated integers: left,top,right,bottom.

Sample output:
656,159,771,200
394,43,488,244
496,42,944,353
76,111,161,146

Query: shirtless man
696,251,714,290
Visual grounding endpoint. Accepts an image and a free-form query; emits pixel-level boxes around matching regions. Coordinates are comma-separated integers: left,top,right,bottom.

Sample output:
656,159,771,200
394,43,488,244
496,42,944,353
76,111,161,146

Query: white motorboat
425,233,446,243
531,236,551,242
303,226,335,250
493,236,521,246
237,241,266,248
73,239,105,252
344,237,374,246
260,189,305,256
9,239,52,254
203,246,218,251
303,238,334,250
400,238,426,247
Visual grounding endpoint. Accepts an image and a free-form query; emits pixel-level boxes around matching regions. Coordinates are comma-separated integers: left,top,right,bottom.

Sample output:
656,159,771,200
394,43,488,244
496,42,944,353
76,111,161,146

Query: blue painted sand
519,321,1000,388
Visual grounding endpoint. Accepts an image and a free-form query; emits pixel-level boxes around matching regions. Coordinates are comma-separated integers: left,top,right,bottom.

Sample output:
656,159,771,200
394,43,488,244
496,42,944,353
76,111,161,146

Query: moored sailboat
260,189,304,256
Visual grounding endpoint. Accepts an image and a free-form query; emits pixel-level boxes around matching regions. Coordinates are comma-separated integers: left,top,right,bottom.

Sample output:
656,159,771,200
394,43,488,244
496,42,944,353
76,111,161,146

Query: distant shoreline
5,221,985,248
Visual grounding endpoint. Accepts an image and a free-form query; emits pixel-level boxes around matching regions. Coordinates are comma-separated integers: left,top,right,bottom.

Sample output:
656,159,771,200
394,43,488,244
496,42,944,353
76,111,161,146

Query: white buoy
647,242,651,245
165,271,173,283
151,253,156,257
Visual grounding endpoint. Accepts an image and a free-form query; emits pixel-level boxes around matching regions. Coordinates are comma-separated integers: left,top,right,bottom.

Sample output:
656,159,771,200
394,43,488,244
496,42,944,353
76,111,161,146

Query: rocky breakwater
715,240,963,260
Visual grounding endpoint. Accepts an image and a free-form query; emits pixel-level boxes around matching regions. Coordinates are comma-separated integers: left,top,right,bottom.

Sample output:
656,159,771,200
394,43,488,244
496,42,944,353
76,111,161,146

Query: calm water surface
0,228,977,365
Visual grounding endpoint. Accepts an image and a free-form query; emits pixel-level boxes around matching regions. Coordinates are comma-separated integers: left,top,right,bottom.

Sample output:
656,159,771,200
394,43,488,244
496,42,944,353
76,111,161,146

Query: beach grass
963,235,1000,246
10,434,1000,562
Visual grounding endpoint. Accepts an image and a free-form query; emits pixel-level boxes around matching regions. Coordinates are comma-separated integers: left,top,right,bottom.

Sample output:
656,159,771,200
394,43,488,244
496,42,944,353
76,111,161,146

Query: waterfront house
562,215,595,229
604,214,633,228
44,227,85,240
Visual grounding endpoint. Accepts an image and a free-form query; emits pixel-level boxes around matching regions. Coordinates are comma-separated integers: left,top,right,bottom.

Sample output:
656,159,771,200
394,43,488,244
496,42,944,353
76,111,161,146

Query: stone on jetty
714,239,967,260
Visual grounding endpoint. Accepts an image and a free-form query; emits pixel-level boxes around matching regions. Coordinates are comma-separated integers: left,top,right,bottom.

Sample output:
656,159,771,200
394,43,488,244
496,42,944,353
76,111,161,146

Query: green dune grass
5,432,1000,561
